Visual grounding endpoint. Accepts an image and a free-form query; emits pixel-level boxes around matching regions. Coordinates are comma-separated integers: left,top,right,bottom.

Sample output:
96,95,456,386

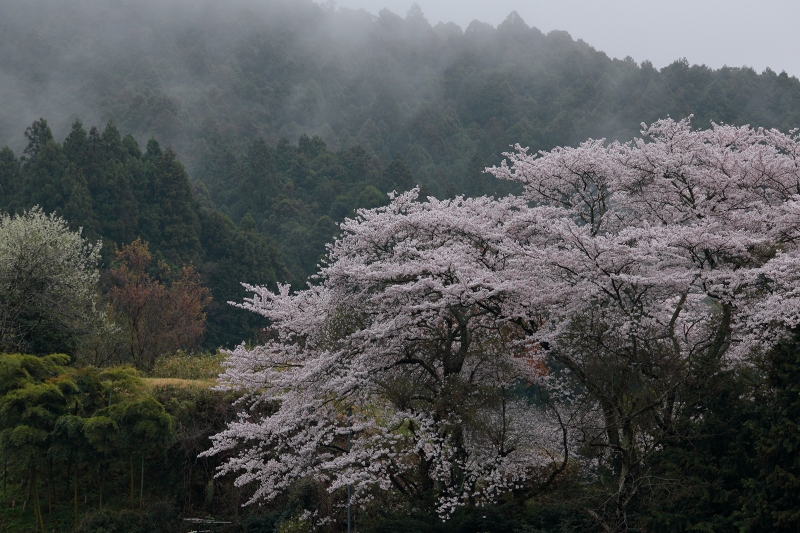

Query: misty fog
1,0,799,197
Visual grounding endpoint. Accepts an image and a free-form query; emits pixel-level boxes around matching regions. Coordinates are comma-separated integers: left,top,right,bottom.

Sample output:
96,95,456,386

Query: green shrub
150,351,226,380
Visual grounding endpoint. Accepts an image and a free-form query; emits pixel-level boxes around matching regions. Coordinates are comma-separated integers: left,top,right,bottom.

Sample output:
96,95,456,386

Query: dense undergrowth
0,350,593,533
2,342,800,532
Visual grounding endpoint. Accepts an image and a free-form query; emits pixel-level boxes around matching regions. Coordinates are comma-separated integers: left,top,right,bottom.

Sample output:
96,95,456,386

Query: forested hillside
3,0,800,286
4,0,800,175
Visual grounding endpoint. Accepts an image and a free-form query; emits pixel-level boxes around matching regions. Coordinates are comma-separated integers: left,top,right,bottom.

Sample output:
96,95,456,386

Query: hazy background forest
2,0,800,531
3,0,799,347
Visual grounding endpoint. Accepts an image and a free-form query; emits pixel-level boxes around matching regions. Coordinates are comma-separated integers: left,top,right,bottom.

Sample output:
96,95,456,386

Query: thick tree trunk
595,398,641,532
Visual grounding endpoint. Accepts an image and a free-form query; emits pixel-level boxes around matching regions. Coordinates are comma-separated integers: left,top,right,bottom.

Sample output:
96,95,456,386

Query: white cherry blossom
205,118,800,524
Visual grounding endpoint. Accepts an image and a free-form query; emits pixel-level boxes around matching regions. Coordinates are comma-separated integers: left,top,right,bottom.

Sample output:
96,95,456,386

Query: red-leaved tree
109,238,211,371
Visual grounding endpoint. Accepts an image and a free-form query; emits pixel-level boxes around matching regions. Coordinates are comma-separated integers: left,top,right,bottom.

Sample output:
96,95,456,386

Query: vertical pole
347,408,352,533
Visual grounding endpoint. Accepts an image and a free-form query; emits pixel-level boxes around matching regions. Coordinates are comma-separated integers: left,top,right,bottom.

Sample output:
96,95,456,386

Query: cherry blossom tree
205,118,800,528
203,192,567,520
487,117,800,528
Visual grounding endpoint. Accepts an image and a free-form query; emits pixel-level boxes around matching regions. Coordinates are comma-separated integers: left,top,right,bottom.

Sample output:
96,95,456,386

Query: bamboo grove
0,354,172,530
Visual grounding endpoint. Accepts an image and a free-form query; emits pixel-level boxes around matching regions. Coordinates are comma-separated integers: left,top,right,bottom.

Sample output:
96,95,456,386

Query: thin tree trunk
23,462,32,511
185,465,192,511
33,460,45,533
46,454,52,516
98,460,103,509
74,462,79,528
130,456,135,508
65,458,71,501
31,463,37,526
139,453,144,509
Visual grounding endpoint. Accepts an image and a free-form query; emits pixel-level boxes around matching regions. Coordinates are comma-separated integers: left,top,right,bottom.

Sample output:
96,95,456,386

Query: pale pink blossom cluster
490,118,800,362
204,118,800,518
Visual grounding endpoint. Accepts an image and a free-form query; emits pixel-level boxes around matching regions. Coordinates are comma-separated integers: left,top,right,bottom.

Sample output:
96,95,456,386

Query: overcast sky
335,0,800,78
